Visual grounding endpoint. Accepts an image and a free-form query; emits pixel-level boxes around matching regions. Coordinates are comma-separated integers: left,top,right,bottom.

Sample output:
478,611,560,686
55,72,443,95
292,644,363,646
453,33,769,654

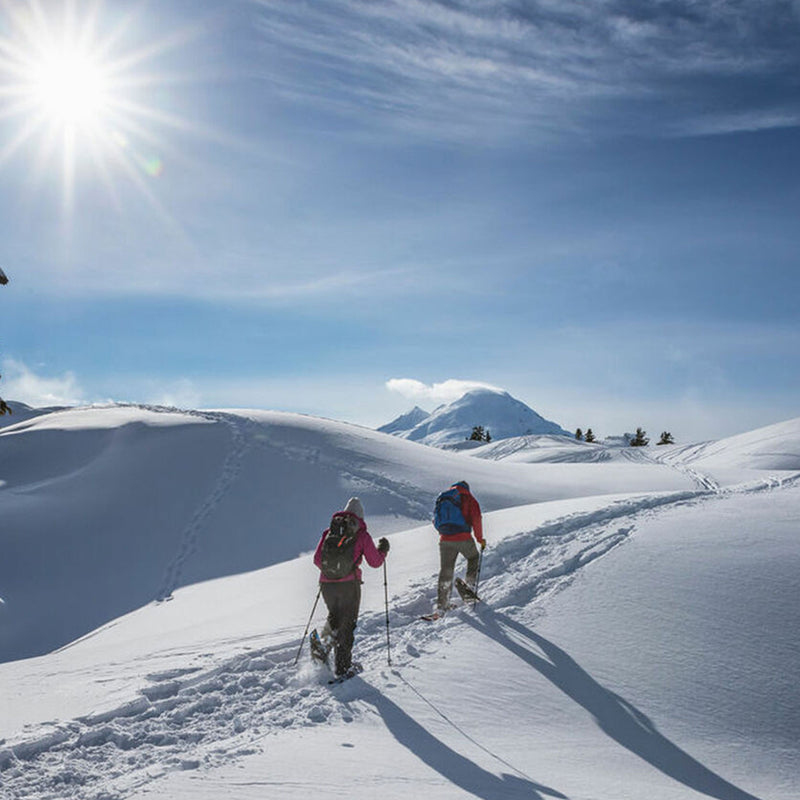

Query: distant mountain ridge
378,388,570,446
376,405,430,435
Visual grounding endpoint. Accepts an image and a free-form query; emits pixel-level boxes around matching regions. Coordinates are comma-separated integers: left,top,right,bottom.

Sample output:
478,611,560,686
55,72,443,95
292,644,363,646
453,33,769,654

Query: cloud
254,0,800,140
386,378,503,406
1,358,85,407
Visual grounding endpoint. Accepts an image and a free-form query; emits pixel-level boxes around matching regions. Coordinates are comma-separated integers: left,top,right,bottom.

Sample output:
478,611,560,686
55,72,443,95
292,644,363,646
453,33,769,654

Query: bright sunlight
30,48,110,128
0,0,190,215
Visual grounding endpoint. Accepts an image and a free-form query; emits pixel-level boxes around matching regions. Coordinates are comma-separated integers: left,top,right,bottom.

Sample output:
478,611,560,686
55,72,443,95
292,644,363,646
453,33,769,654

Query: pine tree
657,431,675,445
585,428,596,443
575,428,584,441
485,430,492,443
469,425,486,442
630,427,649,447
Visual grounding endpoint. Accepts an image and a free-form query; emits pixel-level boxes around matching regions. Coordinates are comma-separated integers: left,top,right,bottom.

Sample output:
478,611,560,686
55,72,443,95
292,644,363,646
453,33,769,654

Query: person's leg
320,583,341,656
437,540,460,610
459,539,480,587
332,581,361,675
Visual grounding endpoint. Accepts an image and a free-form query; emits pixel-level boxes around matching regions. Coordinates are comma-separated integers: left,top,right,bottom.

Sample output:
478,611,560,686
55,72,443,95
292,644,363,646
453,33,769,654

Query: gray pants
437,538,480,610
320,580,361,676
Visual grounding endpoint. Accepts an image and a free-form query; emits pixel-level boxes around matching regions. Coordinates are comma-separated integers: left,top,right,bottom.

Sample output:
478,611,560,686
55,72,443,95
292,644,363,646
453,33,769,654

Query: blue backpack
434,487,470,535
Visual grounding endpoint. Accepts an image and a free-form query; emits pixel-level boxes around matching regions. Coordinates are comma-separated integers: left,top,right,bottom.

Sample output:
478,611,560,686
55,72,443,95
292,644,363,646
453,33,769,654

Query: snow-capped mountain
381,388,570,446
376,405,430,435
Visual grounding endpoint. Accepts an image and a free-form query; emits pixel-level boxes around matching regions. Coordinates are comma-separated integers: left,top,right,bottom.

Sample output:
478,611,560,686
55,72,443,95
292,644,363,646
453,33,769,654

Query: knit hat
344,496,364,520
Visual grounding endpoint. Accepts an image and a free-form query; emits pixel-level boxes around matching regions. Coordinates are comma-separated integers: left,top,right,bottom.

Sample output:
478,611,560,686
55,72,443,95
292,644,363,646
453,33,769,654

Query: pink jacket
313,513,385,583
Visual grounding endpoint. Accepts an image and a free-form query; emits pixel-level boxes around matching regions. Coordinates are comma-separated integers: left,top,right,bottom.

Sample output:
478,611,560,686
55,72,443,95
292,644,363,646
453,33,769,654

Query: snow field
1,406,799,799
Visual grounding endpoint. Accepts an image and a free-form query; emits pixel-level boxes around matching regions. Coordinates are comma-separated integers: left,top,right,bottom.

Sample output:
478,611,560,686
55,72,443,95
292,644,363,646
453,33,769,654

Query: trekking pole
475,548,484,598
383,560,392,666
294,586,321,666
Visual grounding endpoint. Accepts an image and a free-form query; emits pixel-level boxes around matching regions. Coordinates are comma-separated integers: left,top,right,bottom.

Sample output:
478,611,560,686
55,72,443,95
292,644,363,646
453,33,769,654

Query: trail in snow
2,475,796,800
152,412,251,602
112,405,255,603
624,445,724,492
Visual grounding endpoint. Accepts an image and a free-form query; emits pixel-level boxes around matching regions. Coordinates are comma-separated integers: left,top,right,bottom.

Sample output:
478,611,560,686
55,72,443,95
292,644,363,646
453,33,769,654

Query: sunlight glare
31,48,109,128
0,0,196,223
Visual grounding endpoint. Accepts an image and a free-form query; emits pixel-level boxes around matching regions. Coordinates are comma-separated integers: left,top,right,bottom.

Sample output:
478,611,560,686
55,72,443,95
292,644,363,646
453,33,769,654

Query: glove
377,537,390,555
480,539,487,551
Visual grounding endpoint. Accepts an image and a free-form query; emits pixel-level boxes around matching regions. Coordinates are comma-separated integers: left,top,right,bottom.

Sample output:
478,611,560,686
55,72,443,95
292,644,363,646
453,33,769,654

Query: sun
0,1,186,214
30,47,110,128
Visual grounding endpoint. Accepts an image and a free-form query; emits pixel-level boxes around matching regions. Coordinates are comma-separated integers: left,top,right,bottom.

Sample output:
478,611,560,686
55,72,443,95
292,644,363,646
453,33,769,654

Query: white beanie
344,496,364,520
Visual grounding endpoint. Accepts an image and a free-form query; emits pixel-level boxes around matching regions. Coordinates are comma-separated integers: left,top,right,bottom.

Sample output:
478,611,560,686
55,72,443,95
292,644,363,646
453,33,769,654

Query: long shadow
463,610,763,800
356,678,566,800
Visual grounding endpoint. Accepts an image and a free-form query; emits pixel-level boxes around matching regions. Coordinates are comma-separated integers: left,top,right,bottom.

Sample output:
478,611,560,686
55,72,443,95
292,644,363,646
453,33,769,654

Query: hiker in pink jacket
313,497,389,677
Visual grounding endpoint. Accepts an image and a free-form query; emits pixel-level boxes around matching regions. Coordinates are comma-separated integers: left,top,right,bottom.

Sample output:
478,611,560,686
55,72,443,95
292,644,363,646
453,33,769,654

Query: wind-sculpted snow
2,476,796,800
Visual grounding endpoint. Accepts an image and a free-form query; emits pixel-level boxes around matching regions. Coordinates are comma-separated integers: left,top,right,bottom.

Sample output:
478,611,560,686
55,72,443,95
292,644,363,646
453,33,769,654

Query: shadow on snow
463,609,763,800
357,678,566,800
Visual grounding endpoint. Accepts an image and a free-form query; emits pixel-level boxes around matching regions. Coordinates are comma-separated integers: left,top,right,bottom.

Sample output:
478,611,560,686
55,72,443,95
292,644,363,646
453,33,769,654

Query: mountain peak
379,389,569,446
377,405,431,436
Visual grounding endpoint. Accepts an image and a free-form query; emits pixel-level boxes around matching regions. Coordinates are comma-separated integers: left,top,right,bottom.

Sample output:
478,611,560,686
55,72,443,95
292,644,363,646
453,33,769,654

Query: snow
1,403,798,800
382,388,570,445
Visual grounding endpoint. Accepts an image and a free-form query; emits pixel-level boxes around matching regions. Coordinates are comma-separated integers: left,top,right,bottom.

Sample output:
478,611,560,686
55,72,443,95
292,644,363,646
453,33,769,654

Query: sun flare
0,1,189,217
30,47,110,128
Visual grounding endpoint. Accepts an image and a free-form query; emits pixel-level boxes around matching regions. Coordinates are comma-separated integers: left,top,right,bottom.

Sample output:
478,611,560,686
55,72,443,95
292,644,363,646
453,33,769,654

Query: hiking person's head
344,496,364,520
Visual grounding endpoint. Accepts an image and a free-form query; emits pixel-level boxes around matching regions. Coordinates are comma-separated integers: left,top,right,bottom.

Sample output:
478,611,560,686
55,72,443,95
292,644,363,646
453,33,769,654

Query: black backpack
319,513,360,579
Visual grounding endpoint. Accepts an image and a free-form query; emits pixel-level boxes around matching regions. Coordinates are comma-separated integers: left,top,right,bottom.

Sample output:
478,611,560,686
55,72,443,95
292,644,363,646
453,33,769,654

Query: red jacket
314,513,385,583
440,483,483,544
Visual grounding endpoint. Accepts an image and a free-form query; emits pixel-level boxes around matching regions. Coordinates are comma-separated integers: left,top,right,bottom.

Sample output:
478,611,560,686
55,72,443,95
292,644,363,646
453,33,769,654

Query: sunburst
0,0,190,217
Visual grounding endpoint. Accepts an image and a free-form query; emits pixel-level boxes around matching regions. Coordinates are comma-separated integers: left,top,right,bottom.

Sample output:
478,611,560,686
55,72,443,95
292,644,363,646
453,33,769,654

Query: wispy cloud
1,358,85,407
386,377,502,406
254,0,800,139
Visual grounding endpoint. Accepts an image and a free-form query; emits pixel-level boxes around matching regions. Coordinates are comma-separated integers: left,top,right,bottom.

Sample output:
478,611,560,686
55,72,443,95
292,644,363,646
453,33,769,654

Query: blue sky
0,0,798,442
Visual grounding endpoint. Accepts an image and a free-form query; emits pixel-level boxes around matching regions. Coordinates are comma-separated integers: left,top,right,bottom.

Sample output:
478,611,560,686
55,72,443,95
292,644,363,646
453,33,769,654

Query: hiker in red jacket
434,481,485,612
313,497,389,677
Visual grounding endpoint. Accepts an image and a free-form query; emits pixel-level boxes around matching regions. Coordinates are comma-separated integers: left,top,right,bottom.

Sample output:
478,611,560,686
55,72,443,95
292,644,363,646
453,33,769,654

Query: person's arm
467,494,483,543
359,528,386,568
313,531,327,570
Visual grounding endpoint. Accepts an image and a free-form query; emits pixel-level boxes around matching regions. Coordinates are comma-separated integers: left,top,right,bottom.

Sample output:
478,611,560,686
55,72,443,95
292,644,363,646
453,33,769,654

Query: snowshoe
309,629,331,666
420,602,457,621
328,662,363,684
455,577,480,605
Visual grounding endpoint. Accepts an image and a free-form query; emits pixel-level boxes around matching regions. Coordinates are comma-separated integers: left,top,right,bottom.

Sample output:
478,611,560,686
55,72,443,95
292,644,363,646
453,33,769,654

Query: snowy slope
384,388,570,445
659,416,800,471
0,400,65,428
1,479,798,799
0,403,696,663
1,408,798,800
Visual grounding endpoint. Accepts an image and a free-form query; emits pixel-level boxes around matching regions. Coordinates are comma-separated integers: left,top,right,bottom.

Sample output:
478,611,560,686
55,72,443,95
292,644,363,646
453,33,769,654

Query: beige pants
437,538,479,610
